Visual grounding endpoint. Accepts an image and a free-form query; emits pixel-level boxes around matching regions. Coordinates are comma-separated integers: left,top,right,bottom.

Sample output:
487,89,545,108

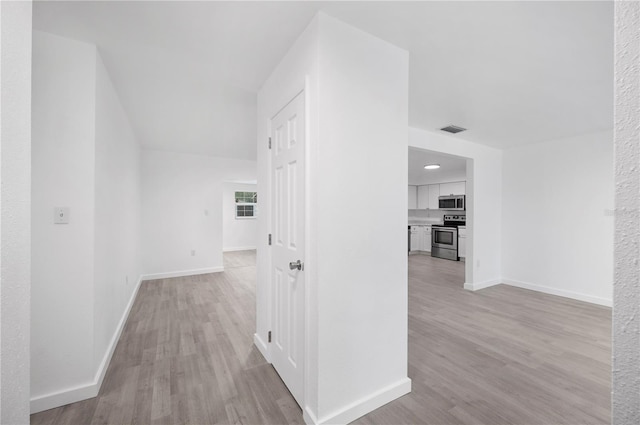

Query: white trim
30,381,97,415
93,275,143,390
302,77,314,420
141,266,224,281
253,333,270,363
223,246,257,252
30,275,144,413
303,407,319,425
502,278,612,307
464,279,501,291
307,378,411,425
223,179,257,185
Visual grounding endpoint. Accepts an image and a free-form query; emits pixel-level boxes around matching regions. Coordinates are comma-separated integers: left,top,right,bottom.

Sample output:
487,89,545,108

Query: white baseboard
502,278,612,307
464,279,501,291
253,333,270,363
30,275,144,414
307,377,412,425
30,381,97,415
223,246,257,252
141,266,224,281
303,407,319,425
93,275,143,390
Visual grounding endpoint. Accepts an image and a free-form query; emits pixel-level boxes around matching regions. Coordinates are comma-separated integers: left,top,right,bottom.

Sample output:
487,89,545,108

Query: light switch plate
54,207,70,224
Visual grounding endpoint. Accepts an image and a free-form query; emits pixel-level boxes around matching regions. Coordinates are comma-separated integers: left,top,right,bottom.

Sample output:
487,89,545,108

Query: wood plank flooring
31,251,611,425
31,250,304,425
354,254,611,425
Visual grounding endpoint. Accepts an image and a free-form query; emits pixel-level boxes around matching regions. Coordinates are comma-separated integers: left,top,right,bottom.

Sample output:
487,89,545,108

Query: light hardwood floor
354,254,610,425
31,251,611,425
31,250,304,425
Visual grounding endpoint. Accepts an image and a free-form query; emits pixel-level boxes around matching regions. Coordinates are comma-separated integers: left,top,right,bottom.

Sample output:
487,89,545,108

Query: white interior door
270,92,305,406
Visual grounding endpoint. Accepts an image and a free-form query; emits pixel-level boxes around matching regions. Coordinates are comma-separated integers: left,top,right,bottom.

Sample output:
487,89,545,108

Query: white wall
222,182,258,251
409,127,503,288
315,15,410,422
502,130,614,306
258,13,410,425
0,1,32,422
31,31,97,402
93,54,141,376
613,2,640,422
141,150,256,278
31,31,143,412
409,170,466,186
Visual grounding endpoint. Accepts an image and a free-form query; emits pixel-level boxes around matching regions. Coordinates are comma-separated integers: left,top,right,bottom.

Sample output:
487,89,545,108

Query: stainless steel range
431,215,466,261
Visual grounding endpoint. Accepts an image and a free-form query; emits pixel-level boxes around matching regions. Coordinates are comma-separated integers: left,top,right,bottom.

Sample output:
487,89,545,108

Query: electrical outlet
191,250,196,256
54,207,70,224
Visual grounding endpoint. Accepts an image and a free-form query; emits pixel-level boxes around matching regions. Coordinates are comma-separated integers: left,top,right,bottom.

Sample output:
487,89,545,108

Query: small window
235,191,257,204
235,191,257,219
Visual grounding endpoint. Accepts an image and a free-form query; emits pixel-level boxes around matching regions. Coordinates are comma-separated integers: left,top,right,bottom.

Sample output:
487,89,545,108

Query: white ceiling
33,1,613,160
408,148,467,186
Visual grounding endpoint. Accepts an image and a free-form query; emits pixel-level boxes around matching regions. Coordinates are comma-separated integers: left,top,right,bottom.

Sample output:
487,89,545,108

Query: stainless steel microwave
438,195,465,211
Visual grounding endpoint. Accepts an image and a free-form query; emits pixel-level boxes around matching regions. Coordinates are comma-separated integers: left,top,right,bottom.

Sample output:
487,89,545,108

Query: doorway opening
408,147,471,289
222,181,259,264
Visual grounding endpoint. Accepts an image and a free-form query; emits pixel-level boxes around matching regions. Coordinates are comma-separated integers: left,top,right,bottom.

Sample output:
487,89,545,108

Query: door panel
270,92,305,407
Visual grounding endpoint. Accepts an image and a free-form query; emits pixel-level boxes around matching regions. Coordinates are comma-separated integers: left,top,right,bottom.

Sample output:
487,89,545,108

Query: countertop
408,220,442,226
408,222,467,228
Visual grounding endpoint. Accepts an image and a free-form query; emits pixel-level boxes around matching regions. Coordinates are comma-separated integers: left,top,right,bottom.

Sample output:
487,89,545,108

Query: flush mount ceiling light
424,164,440,170
440,125,467,134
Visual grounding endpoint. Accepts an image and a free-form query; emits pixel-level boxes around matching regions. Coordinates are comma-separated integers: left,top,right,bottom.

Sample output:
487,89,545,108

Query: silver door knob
289,260,303,271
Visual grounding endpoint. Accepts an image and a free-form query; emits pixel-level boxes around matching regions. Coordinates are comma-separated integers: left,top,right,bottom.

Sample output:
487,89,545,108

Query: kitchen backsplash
409,209,465,221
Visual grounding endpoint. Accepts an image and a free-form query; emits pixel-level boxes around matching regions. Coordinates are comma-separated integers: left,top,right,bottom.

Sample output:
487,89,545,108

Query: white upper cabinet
428,184,440,209
411,181,465,210
408,185,417,209
439,181,466,196
417,185,430,209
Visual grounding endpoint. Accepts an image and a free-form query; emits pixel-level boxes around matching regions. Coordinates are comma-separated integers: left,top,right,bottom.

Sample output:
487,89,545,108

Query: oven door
432,227,458,250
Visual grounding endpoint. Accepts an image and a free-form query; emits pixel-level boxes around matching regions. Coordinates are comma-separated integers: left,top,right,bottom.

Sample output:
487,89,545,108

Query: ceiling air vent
440,125,467,134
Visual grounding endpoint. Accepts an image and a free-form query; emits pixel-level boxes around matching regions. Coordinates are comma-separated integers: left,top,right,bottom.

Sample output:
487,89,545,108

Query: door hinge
268,234,272,245
268,331,272,343
268,137,272,149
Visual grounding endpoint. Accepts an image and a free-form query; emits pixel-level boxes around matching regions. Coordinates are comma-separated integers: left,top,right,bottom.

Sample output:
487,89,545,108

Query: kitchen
408,147,469,285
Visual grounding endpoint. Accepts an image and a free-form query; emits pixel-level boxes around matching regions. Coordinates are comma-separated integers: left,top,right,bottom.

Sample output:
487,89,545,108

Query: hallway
31,250,304,425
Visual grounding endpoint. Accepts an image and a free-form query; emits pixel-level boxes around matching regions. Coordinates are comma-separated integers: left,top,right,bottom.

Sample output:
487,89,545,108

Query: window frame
235,191,257,219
